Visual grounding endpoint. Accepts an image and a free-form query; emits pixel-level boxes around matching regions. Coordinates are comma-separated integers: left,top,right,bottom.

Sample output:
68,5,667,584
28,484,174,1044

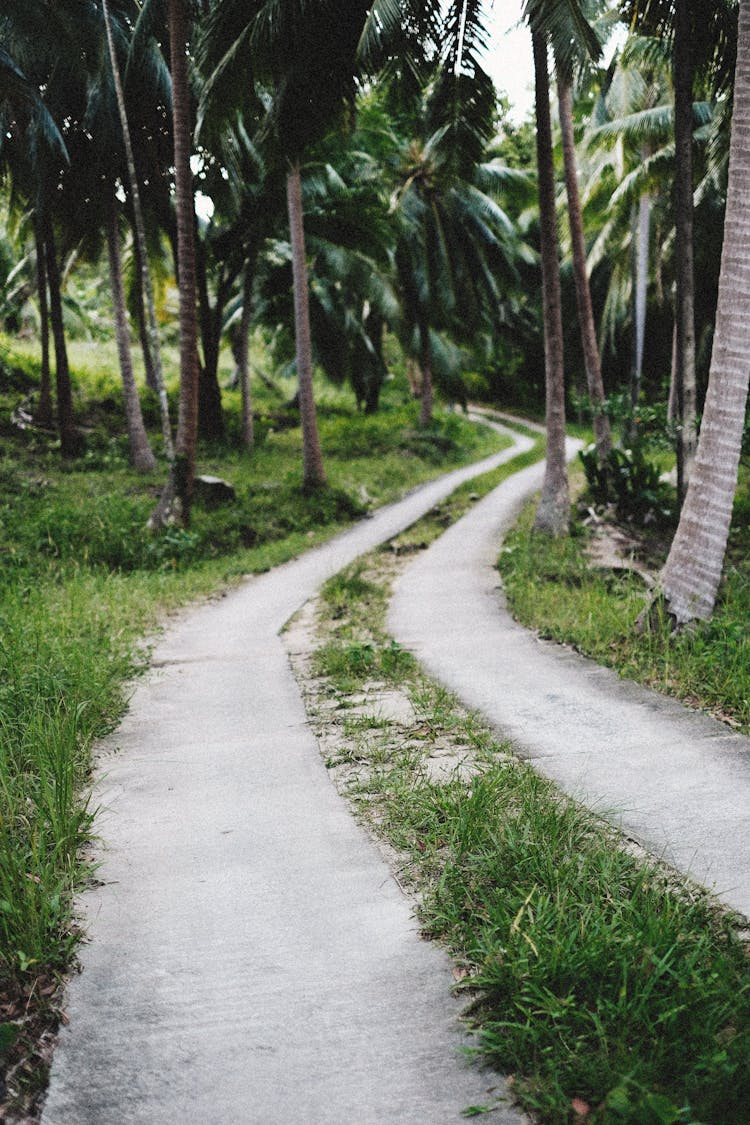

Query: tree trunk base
533,485,570,537
148,454,193,530
634,590,699,636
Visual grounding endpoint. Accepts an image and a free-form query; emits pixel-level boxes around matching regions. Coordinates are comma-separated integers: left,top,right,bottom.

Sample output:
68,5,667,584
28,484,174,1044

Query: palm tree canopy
200,0,374,163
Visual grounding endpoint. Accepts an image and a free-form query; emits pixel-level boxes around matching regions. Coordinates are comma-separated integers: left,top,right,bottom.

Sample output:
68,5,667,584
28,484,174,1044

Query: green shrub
579,443,674,526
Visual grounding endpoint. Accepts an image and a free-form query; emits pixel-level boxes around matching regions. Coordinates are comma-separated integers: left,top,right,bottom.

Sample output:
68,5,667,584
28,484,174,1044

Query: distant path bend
42,420,531,1125
388,451,750,920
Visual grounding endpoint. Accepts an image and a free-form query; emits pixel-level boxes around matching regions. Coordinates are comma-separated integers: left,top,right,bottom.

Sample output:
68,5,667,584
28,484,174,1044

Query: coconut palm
659,0,750,624
0,5,80,455
0,45,64,429
200,0,378,488
584,37,679,421
252,147,398,414
522,0,601,535
101,0,173,459
390,129,528,424
530,29,570,534
105,197,158,471
149,0,201,527
554,3,615,464
621,0,738,502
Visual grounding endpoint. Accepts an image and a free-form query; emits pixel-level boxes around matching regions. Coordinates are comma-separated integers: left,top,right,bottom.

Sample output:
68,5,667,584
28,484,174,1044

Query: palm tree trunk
102,0,173,459
286,163,326,489
239,268,254,449
33,219,53,429
195,240,226,441
43,218,78,459
149,0,200,528
131,230,158,392
634,184,651,410
417,316,434,427
673,0,698,503
660,0,750,625
532,31,569,536
558,75,611,462
106,200,157,473
667,319,678,424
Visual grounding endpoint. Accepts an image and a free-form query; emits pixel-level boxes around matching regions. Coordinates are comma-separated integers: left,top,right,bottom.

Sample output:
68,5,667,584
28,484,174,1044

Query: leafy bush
580,443,674,526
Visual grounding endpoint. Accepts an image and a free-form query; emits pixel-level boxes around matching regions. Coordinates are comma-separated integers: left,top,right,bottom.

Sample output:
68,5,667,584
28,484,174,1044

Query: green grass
306,502,750,1125
498,471,750,733
0,338,513,1113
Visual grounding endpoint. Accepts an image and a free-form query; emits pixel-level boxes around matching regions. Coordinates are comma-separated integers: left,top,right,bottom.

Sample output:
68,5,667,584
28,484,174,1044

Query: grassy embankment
303,449,750,1124
0,337,510,1113
499,462,750,733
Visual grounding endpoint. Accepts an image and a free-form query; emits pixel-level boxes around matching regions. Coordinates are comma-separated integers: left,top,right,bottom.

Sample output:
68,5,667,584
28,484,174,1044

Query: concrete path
389,456,750,921
42,426,531,1125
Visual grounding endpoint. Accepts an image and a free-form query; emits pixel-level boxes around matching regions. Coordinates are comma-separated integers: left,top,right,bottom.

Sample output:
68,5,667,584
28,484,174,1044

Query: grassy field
0,336,510,1114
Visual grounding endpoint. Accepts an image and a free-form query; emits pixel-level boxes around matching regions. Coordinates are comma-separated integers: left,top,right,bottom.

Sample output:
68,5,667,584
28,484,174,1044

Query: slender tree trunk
558,75,611,462
405,356,422,399
667,319,679,424
659,0,750,625
634,184,651,410
33,220,53,428
286,163,326,489
364,310,385,415
149,0,200,528
195,240,225,441
106,201,157,472
417,316,434,426
43,219,78,458
239,268,254,449
673,0,698,503
532,31,569,536
102,0,173,459
131,230,157,391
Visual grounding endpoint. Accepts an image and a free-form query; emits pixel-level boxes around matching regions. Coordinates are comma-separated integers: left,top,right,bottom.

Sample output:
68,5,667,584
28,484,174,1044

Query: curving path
389,453,750,921
42,424,531,1125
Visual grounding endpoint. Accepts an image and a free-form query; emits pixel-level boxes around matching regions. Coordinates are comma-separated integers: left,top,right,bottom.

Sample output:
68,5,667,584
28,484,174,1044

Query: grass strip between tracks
294,440,750,1125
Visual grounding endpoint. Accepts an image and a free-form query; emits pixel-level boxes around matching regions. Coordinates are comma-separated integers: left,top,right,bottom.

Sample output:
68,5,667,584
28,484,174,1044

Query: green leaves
523,0,603,73
0,46,67,161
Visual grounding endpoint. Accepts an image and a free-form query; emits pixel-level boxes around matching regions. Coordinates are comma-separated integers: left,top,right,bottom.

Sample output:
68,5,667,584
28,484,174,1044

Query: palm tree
618,0,738,499
105,198,158,472
252,147,398,415
659,0,750,625
531,30,570,535
201,0,377,488
584,38,677,428
0,15,78,454
522,0,602,534
0,46,62,428
557,62,612,463
390,131,526,424
101,0,173,459
150,0,200,527
671,0,697,500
